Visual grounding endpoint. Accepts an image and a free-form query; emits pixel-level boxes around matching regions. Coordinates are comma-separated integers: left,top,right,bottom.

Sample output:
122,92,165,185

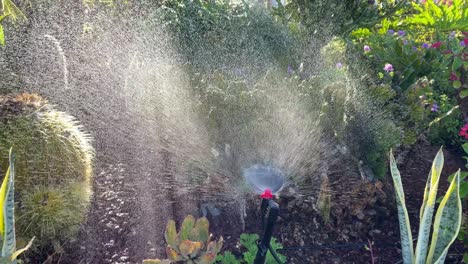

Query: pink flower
461,38,468,47
383,63,394,72
364,45,371,52
449,72,459,81
431,41,442,48
460,124,468,139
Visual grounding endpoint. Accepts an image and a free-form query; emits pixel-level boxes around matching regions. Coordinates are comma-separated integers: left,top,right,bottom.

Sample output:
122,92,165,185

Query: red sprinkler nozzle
260,188,273,199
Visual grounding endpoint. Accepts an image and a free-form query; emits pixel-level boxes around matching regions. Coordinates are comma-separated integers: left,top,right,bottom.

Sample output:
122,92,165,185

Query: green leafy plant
155,0,295,71
390,148,462,264
216,233,286,264
0,148,34,263
143,215,223,264
215,251,240,264
404,0,468,32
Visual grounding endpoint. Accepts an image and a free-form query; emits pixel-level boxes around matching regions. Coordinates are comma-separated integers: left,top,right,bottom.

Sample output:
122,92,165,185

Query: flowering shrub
350,0,467,147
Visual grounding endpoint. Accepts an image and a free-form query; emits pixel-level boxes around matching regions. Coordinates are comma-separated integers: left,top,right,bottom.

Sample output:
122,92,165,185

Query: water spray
243,165,285,264
44,34,69,90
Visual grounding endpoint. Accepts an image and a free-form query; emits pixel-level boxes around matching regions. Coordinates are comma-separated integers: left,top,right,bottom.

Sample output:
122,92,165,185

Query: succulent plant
0,93,94,248
143,215,223,264
390,148,462,264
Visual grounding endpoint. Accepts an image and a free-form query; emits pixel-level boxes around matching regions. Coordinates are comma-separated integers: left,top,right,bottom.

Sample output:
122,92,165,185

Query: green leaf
427,170,462,264
460,89,468,98
190,217,209,242
0,152,9,237
463,143,468,154
389,150,414,264
459,182,468,198
415,148,444,264
216,251,240,264
453,81,462,89
11,237,34,260
0,25,4,46
165,220,178,248
1,148,16,257
180,215,195,241
452,57,462,71
2,0,27,22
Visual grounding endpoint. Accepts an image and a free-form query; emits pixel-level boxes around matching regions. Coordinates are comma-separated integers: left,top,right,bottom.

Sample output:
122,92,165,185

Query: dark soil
34,139,466,264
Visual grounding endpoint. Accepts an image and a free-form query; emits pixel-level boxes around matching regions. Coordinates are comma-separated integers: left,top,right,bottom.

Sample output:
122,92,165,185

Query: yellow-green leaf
459,89,468,98
426,170,462,264
11,237,34,260
2,148,16,256
415,148,444,264
190,217,209,242
0,163,9,237
180,215,195,241
2,0,27,22
164,220,177,248
166,246,180,261
389,150,414,264
0,24,4,46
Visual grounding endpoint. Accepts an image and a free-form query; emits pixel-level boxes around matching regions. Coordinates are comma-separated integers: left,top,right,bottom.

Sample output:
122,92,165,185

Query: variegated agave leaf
389,150,414,264
427,170,462,264
415,148,444,264
1,149,16,258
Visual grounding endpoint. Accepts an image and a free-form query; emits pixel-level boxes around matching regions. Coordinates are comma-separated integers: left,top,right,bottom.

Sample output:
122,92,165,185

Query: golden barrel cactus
0,93,94,247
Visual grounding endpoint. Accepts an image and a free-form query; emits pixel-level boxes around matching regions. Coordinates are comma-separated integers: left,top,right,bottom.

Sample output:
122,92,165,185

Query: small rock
369,229,382,236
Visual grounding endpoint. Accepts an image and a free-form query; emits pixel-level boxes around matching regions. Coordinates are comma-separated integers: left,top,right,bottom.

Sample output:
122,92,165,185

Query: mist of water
0,1,379,260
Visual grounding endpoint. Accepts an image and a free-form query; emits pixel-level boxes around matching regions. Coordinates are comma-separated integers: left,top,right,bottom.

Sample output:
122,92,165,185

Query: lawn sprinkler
243,165,285,264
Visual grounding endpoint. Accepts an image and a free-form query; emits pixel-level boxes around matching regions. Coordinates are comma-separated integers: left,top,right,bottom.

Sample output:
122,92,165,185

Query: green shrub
155,0,296,71
216,233,286,264
349,0,467,148
272,0,407,37
0,93,94,248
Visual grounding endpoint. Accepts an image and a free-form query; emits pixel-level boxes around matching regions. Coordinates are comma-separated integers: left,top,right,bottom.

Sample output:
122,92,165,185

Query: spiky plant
0,93,94,247
390,148,462,264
